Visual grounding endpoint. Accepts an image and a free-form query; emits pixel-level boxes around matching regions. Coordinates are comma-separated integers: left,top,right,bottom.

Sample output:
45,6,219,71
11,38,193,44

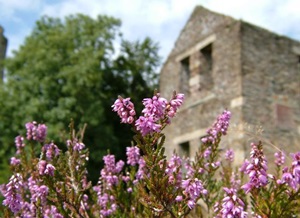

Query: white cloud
0,0,41,20
2,0,300,61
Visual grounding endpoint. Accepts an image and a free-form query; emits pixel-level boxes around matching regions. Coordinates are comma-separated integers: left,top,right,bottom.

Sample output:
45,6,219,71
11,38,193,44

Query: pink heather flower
135,92,184,136
2,173,24,214
135,115,162,136
225,148,234,162
215,188,247,218
102,154,124,173
187,200,196,209
28,177,49,206
142,93,167,119
10,157,21,166
211,161,221,169
175,195,183,202
165,154,182,185
278,167,297,190
239,159,250,173
134,157,147,183
274,151,285,166
93,185,117,217
66,138,85,151
181,178,207,209
100,155,124,188
15,136,25,153
167,93,184,118
44,206,63,218
74,142,85,151
291,152,300,186
184,158,195,177
278,152,300,190
38,160,55,176
203,147,211,158
42,142,60,160
25,121,47,142
241,142,268,193
230,172,241,190
201,110,231,144
126,146,140,166
112,97,136,124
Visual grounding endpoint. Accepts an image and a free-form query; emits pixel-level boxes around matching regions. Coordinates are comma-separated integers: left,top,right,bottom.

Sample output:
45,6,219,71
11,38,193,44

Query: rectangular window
180,56,190,95
199,43,213,90
200,43,212,73
179,141,190,158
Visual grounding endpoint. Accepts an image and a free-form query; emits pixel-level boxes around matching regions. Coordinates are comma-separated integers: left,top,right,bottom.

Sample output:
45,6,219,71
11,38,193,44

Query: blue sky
1,0,300,61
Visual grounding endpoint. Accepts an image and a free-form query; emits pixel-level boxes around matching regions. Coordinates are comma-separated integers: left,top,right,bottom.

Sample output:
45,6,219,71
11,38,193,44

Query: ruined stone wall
160,6,300,168
160,7,244,159
240,22,300,163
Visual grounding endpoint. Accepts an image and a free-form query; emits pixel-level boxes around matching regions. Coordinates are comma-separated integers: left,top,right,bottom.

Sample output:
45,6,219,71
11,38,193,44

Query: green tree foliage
0,14,160,183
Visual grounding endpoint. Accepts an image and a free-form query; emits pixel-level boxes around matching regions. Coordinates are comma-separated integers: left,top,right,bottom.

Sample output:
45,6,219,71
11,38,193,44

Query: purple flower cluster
241,142,268,193
165,154,182,186
142,93,168,118
93,185,117,217
135,93,167,136
225,148,234,162
44,206,63,218
135,93,184,136
67,138,85,151
25,121,47,142
126,146,140,166
15,136,25,153
28,177,49,206
214,188,247,218
42,142,60,161
101,155,124,188
10,157,21,166
38,160,56,176
95,154,125,217
167,93,184,118
134,157,147,183
112,97,136,124
181,178,207,209
201,110,231,144
112,92,184,136
184,158,196,177
230,172,241,190
2,173,24,214
277,152,300,190
274,151,285,166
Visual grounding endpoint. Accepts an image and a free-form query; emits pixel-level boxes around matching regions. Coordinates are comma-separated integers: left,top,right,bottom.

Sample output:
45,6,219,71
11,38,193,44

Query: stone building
159,6,300,165
0,26,8,82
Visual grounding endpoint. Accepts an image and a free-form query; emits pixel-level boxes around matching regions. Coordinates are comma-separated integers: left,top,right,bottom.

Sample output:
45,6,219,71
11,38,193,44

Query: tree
0,14,160,183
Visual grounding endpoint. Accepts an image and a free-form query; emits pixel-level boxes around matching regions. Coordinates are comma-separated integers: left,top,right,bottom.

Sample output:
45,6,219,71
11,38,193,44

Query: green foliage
0,13,160,184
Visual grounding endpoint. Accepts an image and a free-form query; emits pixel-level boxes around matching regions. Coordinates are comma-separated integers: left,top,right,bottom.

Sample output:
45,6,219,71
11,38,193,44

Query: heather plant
1,91,300,217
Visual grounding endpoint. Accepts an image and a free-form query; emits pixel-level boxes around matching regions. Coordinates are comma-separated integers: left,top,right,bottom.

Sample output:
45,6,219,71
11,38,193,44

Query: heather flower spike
112,96,136,124
201,110,231,144
241,141,268,193
25,121,47,142
135,91,184,136
215,188,247,218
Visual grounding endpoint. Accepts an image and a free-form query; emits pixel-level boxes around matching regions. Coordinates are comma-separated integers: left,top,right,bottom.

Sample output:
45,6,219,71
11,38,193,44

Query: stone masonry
0,26,8,82
159,6,300,167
